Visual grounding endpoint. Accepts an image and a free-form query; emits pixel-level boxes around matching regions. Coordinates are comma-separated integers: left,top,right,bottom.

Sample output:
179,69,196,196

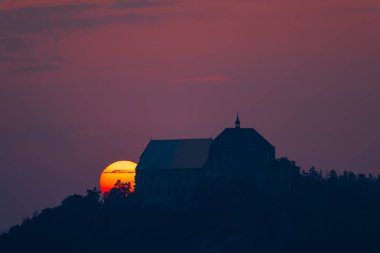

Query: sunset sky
0,0,379,229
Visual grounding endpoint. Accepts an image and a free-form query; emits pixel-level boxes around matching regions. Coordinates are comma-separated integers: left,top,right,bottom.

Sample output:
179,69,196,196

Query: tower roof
136,138,212,170
214,128,274,148
235,113,241,128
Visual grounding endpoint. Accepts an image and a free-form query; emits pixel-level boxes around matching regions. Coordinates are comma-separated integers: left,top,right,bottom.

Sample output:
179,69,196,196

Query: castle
135,115,276,207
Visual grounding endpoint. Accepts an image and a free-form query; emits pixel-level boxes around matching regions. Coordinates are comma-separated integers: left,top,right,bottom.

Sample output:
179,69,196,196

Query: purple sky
0,0,379,229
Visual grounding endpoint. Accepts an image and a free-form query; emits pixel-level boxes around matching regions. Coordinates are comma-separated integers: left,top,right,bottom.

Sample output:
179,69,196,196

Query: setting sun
99,161,137,193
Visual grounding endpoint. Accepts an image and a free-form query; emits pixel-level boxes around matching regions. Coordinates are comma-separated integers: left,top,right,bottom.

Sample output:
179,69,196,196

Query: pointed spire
235,113,240,129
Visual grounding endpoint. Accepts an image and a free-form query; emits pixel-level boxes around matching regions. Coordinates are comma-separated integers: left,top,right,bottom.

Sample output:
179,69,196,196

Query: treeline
1,158,380,253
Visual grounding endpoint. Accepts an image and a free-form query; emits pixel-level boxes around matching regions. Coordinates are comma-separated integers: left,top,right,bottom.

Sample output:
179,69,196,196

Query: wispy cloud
103,170,134,173
13,64,60,73
0,56,13,62
47,56,65,62
346,6,380,14
0,1,172,35
112,0,173,9
170,75,228,84
0,3,97,34
0,37,34,51
0,1,172,58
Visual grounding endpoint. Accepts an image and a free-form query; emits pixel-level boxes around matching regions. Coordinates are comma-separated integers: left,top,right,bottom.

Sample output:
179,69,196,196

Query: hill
1,158,380,253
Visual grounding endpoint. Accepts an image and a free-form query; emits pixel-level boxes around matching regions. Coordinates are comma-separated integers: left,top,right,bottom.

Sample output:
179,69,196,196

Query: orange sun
99,161,137,193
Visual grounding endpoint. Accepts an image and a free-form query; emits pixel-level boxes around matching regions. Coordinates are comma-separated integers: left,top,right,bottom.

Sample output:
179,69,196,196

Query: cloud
170,75,228,84
103,170,133,173
112,0,173,9
0,1,173,36
1,56,64,74
13,64,60,73
0,56,13,62
0,3,97,34
47,56,65,62
0,1,171,57
0,37,33,51
0,4,95,56
348,6,380,14
21,55,65,65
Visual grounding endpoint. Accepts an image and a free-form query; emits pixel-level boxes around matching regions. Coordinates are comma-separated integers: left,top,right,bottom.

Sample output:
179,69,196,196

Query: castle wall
135,169,208,208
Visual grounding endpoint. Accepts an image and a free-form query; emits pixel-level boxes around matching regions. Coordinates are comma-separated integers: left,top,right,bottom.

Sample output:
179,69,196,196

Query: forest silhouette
1,157,380,253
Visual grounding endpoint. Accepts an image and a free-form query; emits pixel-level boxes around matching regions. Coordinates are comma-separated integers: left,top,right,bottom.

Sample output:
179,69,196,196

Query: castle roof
136,138,212,170
214,128,274,148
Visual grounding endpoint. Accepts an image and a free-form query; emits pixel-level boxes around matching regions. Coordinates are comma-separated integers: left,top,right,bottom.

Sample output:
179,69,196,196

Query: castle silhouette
135,114,276,208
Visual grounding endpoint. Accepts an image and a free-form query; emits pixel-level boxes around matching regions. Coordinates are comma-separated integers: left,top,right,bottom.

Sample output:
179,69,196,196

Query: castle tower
235,113,241,129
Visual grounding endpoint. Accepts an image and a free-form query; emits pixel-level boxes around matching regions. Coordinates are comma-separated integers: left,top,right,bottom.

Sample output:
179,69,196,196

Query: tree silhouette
103,180,132,207
1,158,380,253
113,179,132,195
327,169,338,181
86,187,101,202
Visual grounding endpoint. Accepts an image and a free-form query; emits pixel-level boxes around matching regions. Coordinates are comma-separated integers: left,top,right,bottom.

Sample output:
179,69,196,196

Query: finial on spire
235,113,240,129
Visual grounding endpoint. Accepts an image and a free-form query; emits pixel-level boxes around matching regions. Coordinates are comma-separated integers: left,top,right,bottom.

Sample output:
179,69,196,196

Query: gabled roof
214,128,274,148
136,138,212,170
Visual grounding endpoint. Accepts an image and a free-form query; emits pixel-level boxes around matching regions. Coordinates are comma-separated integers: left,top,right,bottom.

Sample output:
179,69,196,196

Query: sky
0,0,379,229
